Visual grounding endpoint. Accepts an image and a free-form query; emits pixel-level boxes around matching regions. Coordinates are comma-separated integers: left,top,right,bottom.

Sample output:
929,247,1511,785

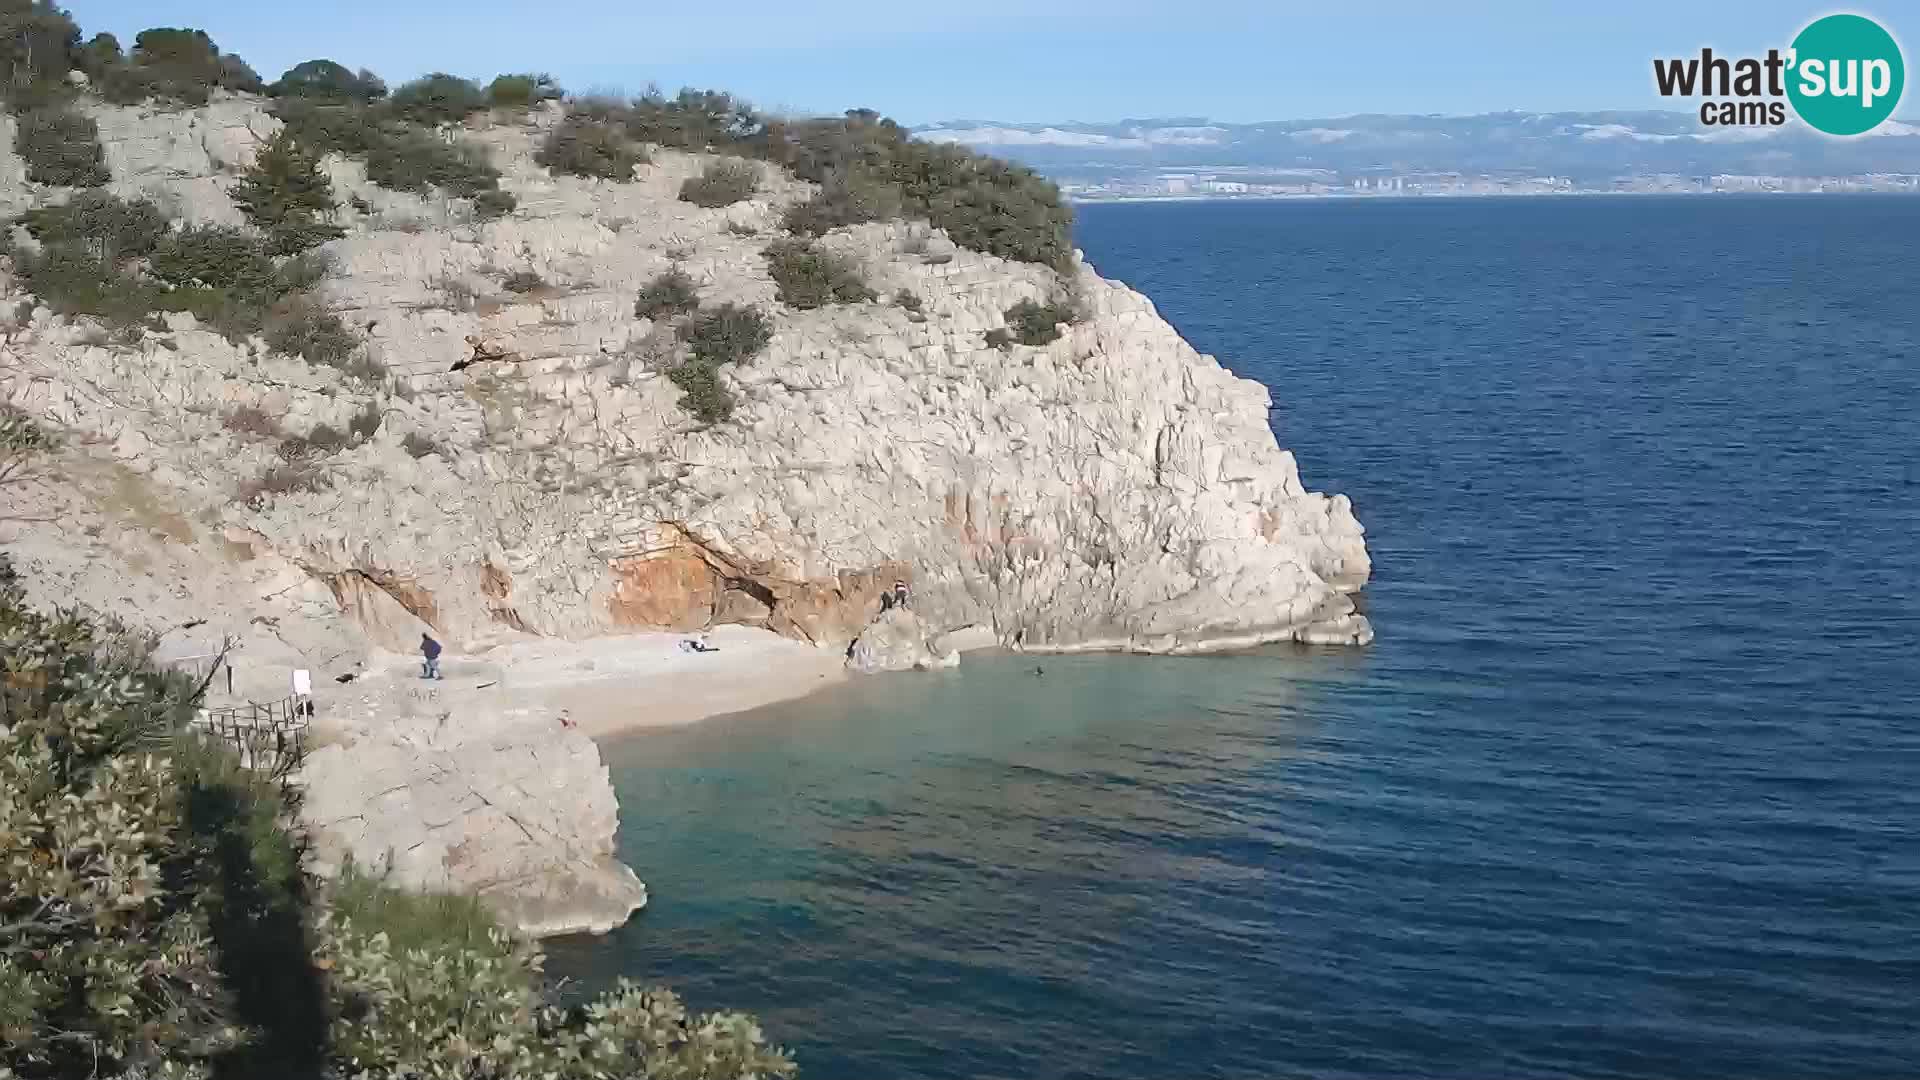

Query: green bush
1,404,55,488
0,558,795,1079
150,225,278,292
13,106,108,186
780,171,902,236
365,129,499,197
663,302,773,424
536,115,645,180
635,267,700,321
761,111,1074,267
679,302,773,367
269,58,387,101
472,188,517,220
623,87,762,150
1003,297,1075,346
501,269,545,293
984,327,1013,351
231,128,345,255
12,244,158,327
265,296,360,370
0,1,81,109
269,98,386,158
667,356,734,423
763,238,873,309
389,72,485,126
19,192,168,259
271,98,507,202
679,158,758,208
486,72,561,109
74,30,120,77
99,27,261,106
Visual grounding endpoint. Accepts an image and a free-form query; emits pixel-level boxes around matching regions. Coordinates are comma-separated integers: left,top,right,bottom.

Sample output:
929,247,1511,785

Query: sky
69,0,1918,125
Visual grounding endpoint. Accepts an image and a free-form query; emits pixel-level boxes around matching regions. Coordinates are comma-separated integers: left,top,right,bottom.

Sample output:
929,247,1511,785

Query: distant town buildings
1055,168,1920,202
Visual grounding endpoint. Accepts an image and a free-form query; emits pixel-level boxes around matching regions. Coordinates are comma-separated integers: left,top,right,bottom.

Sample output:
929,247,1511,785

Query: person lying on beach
679,636,720,653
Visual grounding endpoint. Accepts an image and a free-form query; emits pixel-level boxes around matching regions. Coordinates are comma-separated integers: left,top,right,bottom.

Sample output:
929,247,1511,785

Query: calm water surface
549,196,1920,1079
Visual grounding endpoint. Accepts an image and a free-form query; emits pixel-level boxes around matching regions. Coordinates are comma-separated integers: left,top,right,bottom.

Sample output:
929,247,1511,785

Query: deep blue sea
549,196,1920,1079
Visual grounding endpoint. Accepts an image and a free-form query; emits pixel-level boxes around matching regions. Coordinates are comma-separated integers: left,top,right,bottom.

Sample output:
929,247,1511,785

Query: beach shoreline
318,623,852,740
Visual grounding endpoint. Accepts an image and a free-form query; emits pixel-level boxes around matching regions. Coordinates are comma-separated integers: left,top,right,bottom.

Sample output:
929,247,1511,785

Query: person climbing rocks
420,633,443,680
880,579,910,613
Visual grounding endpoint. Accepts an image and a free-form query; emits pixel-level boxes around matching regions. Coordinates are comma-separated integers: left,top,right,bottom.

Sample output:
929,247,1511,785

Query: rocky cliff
0,92,1371,933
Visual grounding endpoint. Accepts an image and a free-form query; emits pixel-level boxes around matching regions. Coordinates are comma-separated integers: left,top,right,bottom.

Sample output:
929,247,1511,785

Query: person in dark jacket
421,633,443,680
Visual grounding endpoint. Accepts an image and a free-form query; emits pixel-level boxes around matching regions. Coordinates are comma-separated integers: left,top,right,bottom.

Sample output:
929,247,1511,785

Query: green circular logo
1787,14,1905,136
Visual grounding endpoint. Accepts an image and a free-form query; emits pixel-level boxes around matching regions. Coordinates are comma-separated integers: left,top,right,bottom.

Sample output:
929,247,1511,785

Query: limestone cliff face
2,95,1371,658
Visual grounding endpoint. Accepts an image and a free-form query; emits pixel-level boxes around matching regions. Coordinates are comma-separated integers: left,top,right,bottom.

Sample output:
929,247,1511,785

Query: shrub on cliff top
99,26,262,106
389,71,486,126
13,106,108,187
623,86,762,150
0,1,81,107
231,128,346,255
763,110,1073,268
764,237,873,310
271,98,508,204
537,114,646,180
679,158,758,208
269,58,388,102
487,72,562,109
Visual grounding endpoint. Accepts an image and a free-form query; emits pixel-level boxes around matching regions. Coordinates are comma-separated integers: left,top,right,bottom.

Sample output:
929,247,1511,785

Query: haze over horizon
71,0,1917,126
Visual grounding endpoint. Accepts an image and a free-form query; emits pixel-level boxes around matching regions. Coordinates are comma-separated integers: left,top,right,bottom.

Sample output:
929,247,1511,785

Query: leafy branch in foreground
0,555,796,1079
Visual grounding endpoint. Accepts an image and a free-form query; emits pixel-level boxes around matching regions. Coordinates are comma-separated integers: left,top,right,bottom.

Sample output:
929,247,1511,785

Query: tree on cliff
0,0,81,105
268,58,386,102
99,26,261,106
0,557,797,1078
231,128,345,255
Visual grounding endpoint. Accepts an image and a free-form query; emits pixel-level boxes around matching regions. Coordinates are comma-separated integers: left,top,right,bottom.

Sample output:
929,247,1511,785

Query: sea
546,195,1920,1079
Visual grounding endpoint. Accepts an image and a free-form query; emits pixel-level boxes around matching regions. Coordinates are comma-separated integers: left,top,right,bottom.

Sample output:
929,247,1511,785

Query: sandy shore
489,625,849,737
307,624,848,742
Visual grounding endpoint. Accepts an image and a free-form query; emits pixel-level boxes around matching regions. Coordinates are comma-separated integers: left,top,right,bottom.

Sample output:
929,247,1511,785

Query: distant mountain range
914,112,1920,181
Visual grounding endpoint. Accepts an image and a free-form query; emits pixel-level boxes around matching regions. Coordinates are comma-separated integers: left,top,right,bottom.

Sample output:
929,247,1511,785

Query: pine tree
231,129,344,255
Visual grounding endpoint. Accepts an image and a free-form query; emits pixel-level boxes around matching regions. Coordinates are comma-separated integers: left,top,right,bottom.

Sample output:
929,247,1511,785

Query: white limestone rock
299,688,647,937
847,607,959,674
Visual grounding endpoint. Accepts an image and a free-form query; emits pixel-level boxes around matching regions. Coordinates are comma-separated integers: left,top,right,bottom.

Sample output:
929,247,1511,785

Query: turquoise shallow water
548,196,1920,1079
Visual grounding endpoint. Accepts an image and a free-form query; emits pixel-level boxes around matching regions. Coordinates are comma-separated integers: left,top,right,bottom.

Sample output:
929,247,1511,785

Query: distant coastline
1069,187,1920,205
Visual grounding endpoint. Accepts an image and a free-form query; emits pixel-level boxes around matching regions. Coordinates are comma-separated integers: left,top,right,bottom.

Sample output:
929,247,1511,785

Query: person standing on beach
420,633,443,680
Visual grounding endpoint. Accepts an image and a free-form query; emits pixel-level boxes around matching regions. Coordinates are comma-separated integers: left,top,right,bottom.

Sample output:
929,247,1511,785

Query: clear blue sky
69,0,1917,124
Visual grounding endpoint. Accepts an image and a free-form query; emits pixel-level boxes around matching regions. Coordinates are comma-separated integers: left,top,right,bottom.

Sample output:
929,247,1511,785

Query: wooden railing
192,695,311,776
